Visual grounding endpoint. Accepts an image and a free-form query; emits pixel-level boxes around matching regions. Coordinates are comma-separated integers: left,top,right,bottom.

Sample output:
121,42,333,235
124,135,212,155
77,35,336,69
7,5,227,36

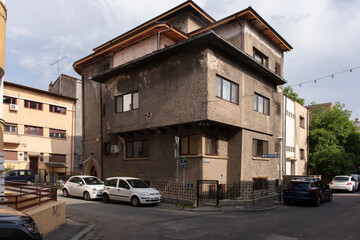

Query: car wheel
83,191,91,201
103,193,110,203
314,196,321,207
131,196,140,207
63,189,69,197
327,193,333,202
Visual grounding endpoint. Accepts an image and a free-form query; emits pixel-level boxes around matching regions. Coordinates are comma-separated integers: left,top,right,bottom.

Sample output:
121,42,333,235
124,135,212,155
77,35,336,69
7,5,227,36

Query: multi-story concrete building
0,0,7,201
49,74,82,173
3,81,76,183
74,1,292,184
283,96,309,176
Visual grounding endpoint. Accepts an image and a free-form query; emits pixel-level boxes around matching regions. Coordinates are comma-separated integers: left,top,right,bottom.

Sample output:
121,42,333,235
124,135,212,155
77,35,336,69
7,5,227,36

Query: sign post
180,158,188,209
175,137,179,207
262,151,282,202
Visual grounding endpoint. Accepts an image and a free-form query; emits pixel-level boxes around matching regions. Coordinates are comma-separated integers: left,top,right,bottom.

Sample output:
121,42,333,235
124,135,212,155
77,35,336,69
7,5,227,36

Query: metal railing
0,182,57,211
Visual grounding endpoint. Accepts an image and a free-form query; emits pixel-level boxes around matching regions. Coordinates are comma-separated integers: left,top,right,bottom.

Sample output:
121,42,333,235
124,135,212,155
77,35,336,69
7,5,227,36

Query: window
24,125,43,136
216,75,239,104
49,105,66,114
286,146,295,152
253,48,268,67
254,93,270,115
49,154,66,163
50,129,66,139
300,116,305,128
105,179,117,187
180,135,199,155
115,92,139,113
40,153,43,162
24,100,43,110
119,180,129,188
205,136,218,155
275,63,281,75
4,123,18,133
300,149,305,160
253,177,268,190
252,139,268,157
126,140,149,158
24,152,28,161
3,96,17,104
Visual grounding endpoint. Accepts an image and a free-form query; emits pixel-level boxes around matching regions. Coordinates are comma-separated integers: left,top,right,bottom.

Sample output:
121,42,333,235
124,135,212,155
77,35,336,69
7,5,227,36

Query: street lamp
277,136,283,202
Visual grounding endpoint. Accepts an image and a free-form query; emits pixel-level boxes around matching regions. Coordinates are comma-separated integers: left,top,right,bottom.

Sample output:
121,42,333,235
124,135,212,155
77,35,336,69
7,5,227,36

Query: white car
63,175,104,200
102,177,161,206
329,175,357,192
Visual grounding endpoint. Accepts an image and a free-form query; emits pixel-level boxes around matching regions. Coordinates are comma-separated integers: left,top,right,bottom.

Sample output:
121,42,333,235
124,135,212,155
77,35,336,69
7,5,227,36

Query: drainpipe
283,96,287,175
157,26,173,50
100,83,104,180
70,102,75,175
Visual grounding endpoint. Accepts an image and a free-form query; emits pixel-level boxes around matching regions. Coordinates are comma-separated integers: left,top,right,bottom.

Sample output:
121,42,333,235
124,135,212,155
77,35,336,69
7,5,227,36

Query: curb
70,224,95,240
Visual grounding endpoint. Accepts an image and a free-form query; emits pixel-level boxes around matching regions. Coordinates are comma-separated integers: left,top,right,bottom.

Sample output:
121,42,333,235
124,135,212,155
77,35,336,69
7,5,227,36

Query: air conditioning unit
111,145,121,154
9,104,18,111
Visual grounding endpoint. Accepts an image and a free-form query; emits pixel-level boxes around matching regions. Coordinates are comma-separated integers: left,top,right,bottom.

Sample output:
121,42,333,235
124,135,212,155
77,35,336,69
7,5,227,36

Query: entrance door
29,157,39,174
90,166,97,177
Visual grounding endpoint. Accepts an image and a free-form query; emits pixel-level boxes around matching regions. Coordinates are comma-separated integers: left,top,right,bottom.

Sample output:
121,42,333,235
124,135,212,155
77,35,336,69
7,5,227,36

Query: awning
45,162,68,168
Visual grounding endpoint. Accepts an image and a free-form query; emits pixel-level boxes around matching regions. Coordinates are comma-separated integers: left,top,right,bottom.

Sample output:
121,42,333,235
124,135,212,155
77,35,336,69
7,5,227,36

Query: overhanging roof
190,7,292,52
92,31,287,85
45,162,68,168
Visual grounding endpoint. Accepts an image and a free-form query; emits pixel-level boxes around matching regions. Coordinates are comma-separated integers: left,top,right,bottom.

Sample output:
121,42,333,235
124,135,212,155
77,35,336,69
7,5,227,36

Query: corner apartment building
3,81,76,183
74,1,292,184
283,96,309,175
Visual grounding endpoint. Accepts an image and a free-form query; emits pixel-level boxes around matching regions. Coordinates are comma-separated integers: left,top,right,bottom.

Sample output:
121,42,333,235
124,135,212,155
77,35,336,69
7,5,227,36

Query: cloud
7,26,33,39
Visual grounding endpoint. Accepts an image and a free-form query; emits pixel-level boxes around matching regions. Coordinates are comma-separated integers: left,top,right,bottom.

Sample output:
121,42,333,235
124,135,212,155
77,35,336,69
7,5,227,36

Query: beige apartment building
3,81,76,183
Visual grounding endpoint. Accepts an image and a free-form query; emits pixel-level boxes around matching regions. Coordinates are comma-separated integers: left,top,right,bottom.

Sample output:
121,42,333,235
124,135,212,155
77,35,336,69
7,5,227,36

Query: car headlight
142,192,149,196
23,222,39,233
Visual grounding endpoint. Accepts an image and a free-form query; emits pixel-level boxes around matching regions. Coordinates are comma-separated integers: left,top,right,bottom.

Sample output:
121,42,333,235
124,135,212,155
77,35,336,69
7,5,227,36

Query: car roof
291,177,319,182
333,175,351,178
105,177,140,180
71,175,98,178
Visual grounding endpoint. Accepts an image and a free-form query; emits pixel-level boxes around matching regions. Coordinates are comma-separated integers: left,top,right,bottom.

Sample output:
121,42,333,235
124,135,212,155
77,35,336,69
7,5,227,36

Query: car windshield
83,177,103,185
334,177,350,181
127,179,149,188
287,182,311,189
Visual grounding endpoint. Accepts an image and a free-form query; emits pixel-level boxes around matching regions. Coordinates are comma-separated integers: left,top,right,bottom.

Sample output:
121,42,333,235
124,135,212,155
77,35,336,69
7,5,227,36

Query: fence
149,179,279,206
0,182,57,211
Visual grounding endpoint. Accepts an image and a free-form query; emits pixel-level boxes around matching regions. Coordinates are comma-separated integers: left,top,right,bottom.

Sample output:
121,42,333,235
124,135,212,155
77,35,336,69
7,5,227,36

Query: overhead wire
288,65,360,87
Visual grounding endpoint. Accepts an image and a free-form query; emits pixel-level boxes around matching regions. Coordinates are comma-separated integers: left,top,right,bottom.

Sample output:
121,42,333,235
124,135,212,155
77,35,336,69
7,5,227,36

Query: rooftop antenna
50,56,67,76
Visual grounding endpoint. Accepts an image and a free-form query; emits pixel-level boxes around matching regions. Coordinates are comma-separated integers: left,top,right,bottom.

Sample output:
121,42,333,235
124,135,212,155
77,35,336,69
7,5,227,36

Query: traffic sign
187,182,194,190
180,158,188,166
261,154,279,158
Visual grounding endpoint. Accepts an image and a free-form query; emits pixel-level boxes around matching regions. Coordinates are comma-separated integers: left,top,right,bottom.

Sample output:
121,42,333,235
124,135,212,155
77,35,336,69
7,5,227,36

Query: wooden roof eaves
73,23,189,74
92,1,213,52
189,7,292,52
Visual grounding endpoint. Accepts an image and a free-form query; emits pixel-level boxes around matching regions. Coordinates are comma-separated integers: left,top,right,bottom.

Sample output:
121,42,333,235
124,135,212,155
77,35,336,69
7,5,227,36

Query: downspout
157,26,173,50
70,101,75,175
236,19,244,51
100,83,104,180
283,96,287,175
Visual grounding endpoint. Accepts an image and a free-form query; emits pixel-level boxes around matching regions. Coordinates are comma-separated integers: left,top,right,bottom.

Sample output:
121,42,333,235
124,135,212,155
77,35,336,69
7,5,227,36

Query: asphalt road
60,192,360,240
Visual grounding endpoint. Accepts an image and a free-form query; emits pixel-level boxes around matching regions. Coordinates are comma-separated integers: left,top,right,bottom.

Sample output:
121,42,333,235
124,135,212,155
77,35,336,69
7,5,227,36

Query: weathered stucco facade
74,1,292,184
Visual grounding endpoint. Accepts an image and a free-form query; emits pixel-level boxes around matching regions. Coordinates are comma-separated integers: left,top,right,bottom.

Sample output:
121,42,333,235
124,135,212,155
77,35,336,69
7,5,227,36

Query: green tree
309,102,360,179
283,86,305,105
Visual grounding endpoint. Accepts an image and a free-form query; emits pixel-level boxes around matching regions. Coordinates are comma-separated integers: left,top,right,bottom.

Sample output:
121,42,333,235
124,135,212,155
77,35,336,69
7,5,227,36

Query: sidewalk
44,201,283,240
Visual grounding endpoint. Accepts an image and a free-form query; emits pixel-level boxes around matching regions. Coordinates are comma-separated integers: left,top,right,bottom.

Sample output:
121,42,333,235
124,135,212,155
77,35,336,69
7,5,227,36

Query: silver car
329,175,357,192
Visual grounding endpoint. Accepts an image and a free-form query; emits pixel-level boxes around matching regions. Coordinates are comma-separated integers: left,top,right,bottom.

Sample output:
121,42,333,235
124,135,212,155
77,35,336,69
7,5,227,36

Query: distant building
354,118,360,130
3,81,76,184
0,0,7,201
49,74,82,173
306,102,334,125
283,96,309,175
73,1,293,183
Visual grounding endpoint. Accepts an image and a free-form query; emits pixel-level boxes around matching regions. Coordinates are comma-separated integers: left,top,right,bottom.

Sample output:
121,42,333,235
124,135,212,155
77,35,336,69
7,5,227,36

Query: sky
4,0,360,120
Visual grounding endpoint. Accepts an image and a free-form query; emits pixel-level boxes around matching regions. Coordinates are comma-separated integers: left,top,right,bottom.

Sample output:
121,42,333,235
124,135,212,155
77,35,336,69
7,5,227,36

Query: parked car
4,169,35,184
283,177,332,206
0,205,42,240
350,174,360,191
329,175,357,192
62,175,104,200
102,177,161,206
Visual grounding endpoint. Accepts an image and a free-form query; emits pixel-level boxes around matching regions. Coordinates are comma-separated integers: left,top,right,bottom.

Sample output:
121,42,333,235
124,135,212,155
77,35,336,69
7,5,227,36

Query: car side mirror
125,185,130,189
79,182,83,186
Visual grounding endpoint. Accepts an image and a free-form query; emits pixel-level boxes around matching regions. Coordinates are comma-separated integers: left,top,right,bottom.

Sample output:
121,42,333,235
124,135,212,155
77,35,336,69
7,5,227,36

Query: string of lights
288,65,360,87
